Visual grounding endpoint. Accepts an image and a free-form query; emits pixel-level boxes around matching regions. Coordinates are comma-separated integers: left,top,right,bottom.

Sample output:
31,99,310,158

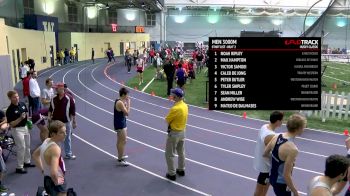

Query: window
23,0,34,15
67,3,78,23
146,13,156,26
109,10,117,24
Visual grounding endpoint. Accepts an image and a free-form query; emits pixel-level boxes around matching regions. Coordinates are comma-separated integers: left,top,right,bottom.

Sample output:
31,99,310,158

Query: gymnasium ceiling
69,0,349,16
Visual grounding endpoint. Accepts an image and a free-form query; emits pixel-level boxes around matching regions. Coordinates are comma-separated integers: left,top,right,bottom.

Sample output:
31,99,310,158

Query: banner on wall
24,15,59,51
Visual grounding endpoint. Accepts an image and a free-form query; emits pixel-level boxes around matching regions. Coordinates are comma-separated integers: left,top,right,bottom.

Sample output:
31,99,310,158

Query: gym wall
58,32,150,61
0,18,56,87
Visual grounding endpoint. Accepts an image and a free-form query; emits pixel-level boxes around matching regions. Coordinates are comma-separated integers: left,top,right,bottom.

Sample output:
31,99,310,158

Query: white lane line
64,64,310,195
72,133,212,196
142,77,155,92
100,64,346,145
75,112,307,195
327,66,350,73
324,75,350,84
82,67,327,158
60,64,212,196
74,65,322,175
91,66,331,157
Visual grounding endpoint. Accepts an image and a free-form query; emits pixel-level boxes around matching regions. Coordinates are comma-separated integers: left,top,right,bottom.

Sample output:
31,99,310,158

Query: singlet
114,99,126,130
270,134,295,185
253,124,275,173
308,176,332,196
40,138,65,177
136,59,144,70
176,68,186,82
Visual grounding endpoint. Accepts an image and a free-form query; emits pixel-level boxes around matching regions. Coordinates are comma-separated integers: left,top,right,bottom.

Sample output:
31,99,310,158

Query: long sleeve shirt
49,94,75,123
29,78,41,97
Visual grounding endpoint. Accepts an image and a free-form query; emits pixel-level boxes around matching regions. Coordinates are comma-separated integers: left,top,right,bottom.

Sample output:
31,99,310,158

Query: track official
164,88,188,181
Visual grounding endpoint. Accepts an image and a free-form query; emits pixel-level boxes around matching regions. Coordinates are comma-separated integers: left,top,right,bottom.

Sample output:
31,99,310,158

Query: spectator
163,58,175,96
6,90,35,174
20,62,29,80
196,51,204,73
27,58,35,71
0,111,8,192
133,50,138,66
59,49,64,65
91,48,95,64
29,71,41,114
23,72,32,114
49,83,77,160
110,48,115,62
164,88,188,181
155,53,163,79
41,78,55,109
64,49,69,65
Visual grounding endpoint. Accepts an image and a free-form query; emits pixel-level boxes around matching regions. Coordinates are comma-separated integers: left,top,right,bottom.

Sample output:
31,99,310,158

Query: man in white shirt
41,78,55,109
29,71,41,114
253,111,284,196
20,63,29,80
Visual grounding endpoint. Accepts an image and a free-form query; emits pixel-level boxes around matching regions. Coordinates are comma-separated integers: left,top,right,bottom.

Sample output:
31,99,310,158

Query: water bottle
26,120,33,129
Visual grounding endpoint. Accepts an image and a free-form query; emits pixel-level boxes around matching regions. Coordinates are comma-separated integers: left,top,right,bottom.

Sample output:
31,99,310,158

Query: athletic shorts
137,70,143,73
272,183,291,196
44,176,67,195
257,172,269,185
114,127,127,133
177,80,185,87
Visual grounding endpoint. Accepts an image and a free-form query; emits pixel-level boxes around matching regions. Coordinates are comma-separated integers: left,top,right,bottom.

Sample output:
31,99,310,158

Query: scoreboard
208,37,321,110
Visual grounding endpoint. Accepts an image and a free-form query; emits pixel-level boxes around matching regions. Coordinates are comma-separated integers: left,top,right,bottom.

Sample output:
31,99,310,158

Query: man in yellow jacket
165,88,188,181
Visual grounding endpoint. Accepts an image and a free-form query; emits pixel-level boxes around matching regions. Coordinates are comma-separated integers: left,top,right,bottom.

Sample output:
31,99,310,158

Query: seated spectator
0,110,9,131
0,111,9,192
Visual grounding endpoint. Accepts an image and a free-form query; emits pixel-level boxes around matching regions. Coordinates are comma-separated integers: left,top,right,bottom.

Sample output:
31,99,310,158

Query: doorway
12,50,18,83
21,48,27,63
120,42,124,56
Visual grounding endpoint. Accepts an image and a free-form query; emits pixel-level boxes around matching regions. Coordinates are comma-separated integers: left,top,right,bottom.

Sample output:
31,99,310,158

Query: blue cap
171,88,184,98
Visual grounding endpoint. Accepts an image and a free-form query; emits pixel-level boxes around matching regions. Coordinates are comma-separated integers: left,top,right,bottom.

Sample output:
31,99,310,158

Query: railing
305,91,350,122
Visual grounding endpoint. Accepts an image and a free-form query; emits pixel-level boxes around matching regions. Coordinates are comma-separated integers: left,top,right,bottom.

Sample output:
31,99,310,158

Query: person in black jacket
163,58,175,96
27,58,35,71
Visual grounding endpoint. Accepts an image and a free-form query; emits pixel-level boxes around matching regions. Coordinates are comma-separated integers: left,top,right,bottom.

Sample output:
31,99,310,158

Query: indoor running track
7,58,348,196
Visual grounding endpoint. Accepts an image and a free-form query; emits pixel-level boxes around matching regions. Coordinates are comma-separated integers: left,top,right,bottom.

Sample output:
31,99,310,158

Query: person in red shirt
149,48,155,63
22,72,32,116
192,49,197,60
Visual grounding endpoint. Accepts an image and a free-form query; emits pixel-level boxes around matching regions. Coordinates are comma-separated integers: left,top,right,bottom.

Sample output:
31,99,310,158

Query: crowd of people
0,65,77,194
124,46,209,96
57,47,77,66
